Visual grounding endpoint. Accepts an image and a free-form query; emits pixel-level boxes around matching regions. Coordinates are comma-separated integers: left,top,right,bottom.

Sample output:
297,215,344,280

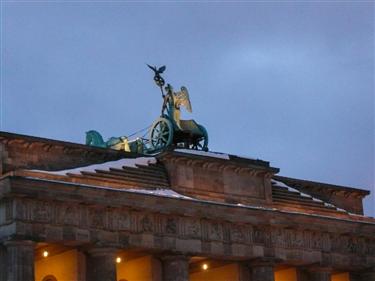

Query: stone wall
1,176,375,271
160,152,277,205
0,132,136,173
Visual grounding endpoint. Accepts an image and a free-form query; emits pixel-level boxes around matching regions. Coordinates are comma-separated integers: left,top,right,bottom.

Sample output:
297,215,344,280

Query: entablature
1,175,375,271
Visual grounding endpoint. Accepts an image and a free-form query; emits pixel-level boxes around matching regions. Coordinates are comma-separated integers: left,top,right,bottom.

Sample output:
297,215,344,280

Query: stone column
296,268,309,281
4,240,35,281
0,244,6,281
238,262,251,281
151,256,163,281
160,254,189,281
86,248,117,281
249,258,276,281
350,270,375,281
359,271,375,281
77,250,87,281
349,272,362,281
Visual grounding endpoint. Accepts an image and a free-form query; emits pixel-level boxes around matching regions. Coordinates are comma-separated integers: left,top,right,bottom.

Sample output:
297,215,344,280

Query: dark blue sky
1,2,374,214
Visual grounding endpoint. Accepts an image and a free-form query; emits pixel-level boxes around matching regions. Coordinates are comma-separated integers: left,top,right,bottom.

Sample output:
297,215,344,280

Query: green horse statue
85,130,144,153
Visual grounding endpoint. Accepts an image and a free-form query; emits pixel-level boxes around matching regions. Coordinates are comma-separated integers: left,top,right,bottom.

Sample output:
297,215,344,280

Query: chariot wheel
149,117,173,151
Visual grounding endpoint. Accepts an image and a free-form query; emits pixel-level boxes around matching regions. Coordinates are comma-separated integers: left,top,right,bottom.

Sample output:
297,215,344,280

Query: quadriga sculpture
86,65,208,154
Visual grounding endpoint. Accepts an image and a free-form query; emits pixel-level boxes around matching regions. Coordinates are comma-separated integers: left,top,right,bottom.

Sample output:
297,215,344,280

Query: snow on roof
127,188,192,199
30,157,157,176
272,179,347,213
21,175,372,223
174,149,230,160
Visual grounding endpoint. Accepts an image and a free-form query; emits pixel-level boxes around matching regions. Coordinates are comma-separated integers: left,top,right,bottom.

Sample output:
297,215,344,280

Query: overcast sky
1,1,374,214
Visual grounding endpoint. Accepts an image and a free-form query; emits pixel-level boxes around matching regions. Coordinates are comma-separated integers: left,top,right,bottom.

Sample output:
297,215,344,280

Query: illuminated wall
274,268,297,281
116,256,161,281
35,250,79,281
190,263,239,281
332,272,350,281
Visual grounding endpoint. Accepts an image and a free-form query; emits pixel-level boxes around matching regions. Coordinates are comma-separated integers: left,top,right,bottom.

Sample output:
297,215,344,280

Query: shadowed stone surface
161,254,189,281
4,240,35,281
86,248,117,281
0,244,6,281
1,132,375,279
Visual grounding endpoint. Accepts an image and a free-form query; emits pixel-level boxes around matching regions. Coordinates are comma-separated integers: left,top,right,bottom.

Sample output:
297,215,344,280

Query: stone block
176,239,201,253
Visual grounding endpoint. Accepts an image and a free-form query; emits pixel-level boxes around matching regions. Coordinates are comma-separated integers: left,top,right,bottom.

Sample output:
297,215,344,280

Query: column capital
160,252,189,281
86,247,117,281
305,266,332,281
3,240,35,248
306,266,333,273
248,258,277,281
249,257,282,267
87,247,117,257
159,253,190,262
350,268,375,281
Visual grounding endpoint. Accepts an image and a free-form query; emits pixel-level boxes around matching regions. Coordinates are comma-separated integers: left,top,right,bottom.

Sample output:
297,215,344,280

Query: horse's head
85,130,104,146
85,130,93,145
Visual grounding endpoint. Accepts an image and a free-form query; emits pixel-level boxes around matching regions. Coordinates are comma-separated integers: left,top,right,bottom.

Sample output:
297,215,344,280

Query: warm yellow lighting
202,263,208,270
43,251,49,258
116,257,122,263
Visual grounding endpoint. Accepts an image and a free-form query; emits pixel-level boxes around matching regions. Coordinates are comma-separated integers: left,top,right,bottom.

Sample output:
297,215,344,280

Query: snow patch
272,179,298,193
30,157,157,175
174,149,230,160
127,188,192,199
21,175,369,221
272,179,346,213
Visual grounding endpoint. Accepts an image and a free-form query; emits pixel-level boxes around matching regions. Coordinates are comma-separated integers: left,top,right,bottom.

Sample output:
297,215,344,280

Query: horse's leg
198,124,209,151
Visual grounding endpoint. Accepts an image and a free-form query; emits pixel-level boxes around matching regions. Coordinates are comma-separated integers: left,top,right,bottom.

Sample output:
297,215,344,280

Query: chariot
148,84,208,153
86,65,208,154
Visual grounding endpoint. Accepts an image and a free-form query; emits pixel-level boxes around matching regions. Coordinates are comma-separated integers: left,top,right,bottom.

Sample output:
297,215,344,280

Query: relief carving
253,227,264,244
322,232,331,252
56,204,78,225
302,231,311,249
208,222,223,241
15,199,31,221
263,227,272,247
356,237,366,255
367,239,375,255
311,232,323,249
183,218,201,238
89,208,105,229
117,211,131,231
231,225,247,243
290,230,304,248
165,217,177,235
347,237,356,254
271,228,285,247
331,234,340,252
5,200,12,222
32,202,50,222
140,215,153,232
9,198,374,260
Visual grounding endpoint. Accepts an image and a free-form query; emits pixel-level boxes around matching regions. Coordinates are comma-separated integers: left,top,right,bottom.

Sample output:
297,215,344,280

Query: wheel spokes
150,119,172,150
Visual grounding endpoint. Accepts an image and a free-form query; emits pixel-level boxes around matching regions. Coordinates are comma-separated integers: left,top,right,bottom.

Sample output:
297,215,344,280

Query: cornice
274,175,370,198
4,175,375,231
0,131,139,158
158,150,279,177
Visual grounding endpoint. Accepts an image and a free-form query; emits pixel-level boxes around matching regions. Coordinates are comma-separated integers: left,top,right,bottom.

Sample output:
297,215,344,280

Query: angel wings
174,86,192,113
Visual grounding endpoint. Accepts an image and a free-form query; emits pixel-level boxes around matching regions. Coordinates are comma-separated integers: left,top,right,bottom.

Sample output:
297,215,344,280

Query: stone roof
0,131,372,223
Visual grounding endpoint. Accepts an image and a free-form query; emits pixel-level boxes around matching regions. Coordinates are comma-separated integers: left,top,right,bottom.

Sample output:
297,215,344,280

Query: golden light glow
116,257,122,264
42,251,49,258
202,263,208,270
